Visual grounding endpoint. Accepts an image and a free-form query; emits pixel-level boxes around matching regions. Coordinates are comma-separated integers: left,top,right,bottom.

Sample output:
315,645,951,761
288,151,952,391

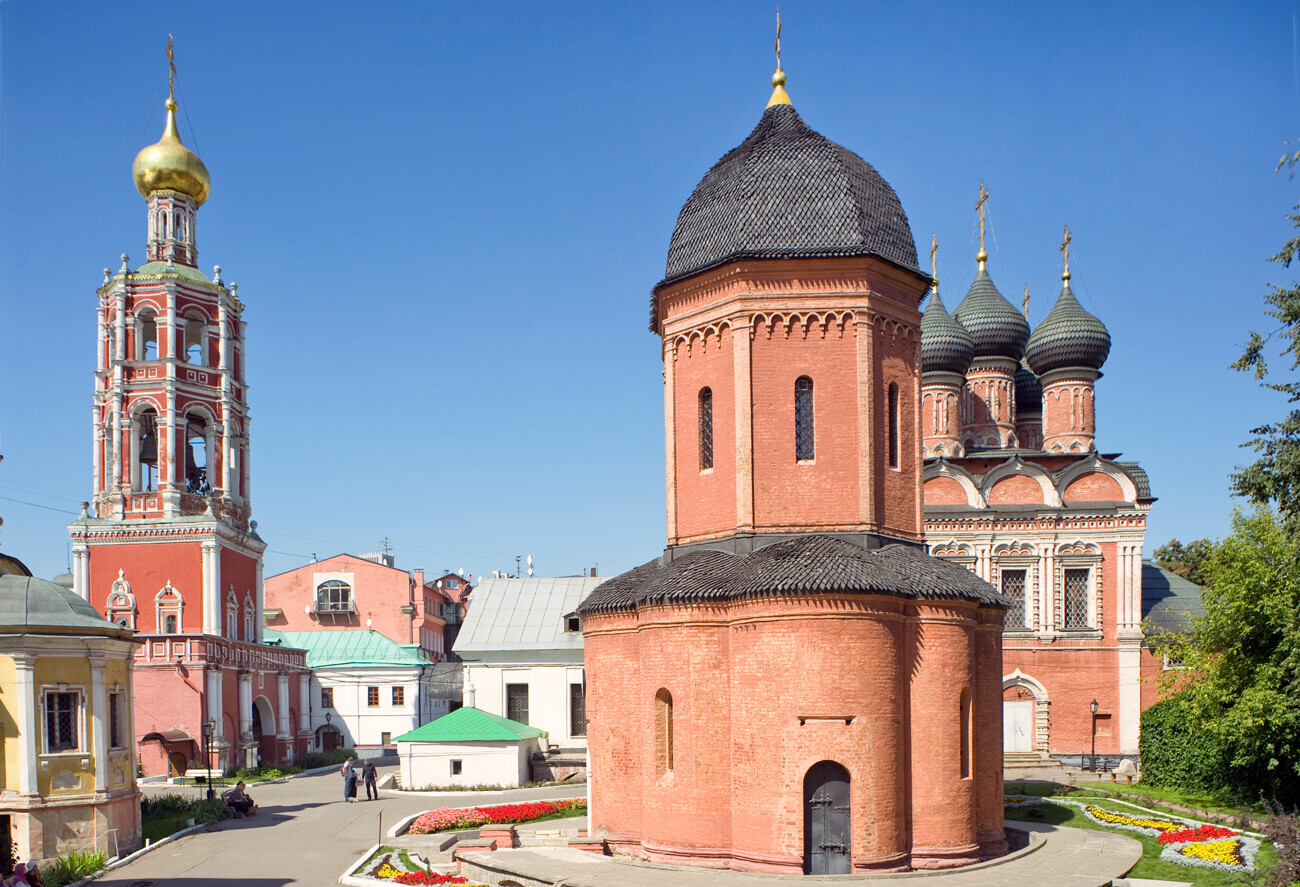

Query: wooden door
804,761,851,874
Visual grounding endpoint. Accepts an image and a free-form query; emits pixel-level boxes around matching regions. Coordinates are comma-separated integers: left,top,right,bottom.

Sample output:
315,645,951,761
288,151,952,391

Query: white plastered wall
462,663,586,749
398,738,540,788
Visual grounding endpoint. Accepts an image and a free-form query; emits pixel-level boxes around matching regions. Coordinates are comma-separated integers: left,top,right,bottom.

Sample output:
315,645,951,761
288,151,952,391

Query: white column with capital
90,656,109,792
206,667,224,741
254,556,265,643
201,541,220,635
276,674,291,739
238,672,252,741
14,655,39,795
298,674,311,735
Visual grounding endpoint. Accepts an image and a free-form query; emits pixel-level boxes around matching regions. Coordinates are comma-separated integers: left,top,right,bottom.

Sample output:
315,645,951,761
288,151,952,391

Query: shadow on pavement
112,880,292,887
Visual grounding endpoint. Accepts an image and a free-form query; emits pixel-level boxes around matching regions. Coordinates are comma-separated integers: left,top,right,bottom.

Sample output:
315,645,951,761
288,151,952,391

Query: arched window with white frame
243,593,255,643
106,569,137,629
155,583,183,634
226,588,239,639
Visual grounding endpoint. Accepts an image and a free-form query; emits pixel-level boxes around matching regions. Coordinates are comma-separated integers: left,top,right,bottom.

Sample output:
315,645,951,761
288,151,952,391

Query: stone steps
1004,752,1063,770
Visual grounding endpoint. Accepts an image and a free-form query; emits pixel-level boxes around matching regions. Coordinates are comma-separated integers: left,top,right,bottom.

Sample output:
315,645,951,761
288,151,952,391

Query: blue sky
1,1,1295,583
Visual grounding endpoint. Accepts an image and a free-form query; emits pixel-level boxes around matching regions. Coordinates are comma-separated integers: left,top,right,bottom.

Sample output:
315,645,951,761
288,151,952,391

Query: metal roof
263,629,430,668
0,574,129,633
394,706,545,743
453,576,604,654
1141,561,1205,635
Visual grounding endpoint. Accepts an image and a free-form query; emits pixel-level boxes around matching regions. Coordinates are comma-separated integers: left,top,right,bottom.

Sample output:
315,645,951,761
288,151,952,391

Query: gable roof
1141,561,1205,635
454,576,604,654
394,706,545,743
263,629,430,668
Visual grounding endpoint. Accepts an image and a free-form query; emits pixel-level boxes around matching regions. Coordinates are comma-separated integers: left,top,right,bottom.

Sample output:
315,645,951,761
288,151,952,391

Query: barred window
795,376,815,461
888,383,900,468
1001,569,1027,629
392,686,404,706
109,692,124,749
570,683,587,737
507,683,529,724
1063,568,1090,628
367,686,380,707
698,387,714,470
45,691,79,752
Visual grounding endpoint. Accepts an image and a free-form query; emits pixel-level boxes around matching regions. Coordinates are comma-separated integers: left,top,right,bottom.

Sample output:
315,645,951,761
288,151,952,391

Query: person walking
361,758,378,800
341,757,358,803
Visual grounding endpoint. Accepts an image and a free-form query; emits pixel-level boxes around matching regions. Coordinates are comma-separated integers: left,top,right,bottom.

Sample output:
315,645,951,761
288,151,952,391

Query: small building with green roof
394,706,546,788
264,629,448,751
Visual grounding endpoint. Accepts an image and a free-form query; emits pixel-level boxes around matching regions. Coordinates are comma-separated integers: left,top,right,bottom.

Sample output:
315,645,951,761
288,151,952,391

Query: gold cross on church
167,33,176,101
775,8,783,71
974,182,989,254
929,233,938,285
1060,224,1072,275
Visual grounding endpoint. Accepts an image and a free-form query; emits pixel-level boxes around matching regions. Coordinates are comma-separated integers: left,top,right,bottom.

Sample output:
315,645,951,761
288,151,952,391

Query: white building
264,629,448,749
453,576,604,750
395,706,544,788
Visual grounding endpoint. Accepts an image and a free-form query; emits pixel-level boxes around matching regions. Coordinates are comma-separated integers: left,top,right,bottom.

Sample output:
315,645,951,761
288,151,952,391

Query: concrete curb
78,820,212,883
339,841,382,887
393,783,587,798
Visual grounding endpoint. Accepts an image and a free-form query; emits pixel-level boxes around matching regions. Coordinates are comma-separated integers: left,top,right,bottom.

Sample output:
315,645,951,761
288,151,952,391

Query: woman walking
341,757,358,803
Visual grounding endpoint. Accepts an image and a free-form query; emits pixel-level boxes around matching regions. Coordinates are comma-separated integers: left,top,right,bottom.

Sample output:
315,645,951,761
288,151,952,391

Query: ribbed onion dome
658,85,922,293
920,290,975,374
1024,273,1111,374
1014,359,1042,412
132,97,211,206
953,264,1030,360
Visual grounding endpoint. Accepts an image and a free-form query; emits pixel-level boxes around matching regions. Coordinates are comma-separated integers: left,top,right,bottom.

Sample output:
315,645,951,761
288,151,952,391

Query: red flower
1158,824,1238,845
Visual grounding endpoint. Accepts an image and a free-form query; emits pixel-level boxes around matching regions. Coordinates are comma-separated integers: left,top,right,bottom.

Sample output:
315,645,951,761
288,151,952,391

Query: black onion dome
658,104,923,292
920,291,975,375
953,266,1031,360
1024,279,1111,374
1014,359,1042,412
576,535,1005,616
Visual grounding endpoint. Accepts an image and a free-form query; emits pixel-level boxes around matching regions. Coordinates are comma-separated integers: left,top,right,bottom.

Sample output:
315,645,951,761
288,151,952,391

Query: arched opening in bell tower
184,413,211,495
136,308,159,361
183,314,207,365
132,406,160,492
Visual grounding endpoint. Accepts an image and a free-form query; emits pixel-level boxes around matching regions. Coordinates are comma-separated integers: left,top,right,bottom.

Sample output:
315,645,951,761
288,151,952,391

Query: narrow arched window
795,376,815,461
655,688,674,775
888,383,900,469
960,687,972,779
698,387,714,470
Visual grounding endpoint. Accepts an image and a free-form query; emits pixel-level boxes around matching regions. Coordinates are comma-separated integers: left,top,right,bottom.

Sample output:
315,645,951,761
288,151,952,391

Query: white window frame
155,583,183,634
41,686,86,754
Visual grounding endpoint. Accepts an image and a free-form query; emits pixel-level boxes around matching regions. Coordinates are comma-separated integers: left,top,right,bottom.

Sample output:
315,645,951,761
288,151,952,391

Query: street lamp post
201,719,215,801
1089,699,1099,774
325,711,332,752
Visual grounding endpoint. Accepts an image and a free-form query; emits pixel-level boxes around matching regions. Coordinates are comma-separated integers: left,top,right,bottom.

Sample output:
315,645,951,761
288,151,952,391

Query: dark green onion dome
953,264,1030,360
920,290,975,375
1014,359,1042,412
658,103,924,293
1024,273,1111,374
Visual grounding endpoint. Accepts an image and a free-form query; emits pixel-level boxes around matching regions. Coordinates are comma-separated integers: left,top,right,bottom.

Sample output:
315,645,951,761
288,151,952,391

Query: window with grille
367,686,380,707
392,686,404,706
570,683,587,737
316,581,352,612
109,692,124,749
698,387,714,470
1001,569,1027,629
1063,568,1090,628
506,683,529,724
795,376,814,461
163,614,178,634
888,383,900,468
321,687,334,708
45,691,79,752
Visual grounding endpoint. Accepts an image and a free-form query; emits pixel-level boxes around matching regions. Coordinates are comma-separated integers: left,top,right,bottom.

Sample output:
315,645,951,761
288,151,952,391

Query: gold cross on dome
775,8,783,71
929,233,938,282
167,33,176,101
1061,223,1073,274
1023,284,1030,318
975,182,989,253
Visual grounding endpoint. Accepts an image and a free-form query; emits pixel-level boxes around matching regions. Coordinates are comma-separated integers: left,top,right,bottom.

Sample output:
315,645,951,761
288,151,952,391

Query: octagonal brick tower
580,63,1007,875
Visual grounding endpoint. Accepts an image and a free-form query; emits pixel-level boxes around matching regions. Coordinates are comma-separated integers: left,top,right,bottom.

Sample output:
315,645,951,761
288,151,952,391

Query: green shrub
292,748,356,770
40,849,108,887
229,764,302,781
191,797,232,824
1139,693,1232,794
141,793,196,818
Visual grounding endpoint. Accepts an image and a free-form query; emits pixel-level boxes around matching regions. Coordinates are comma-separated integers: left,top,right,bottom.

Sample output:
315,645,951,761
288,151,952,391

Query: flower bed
1160,835,1261,873
354,848,488,885
407,799,586,835
1077,804,1188,836
1157,823,1238,845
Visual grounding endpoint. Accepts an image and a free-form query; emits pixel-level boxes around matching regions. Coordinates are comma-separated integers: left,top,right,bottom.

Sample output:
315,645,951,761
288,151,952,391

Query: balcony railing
315,600,356,615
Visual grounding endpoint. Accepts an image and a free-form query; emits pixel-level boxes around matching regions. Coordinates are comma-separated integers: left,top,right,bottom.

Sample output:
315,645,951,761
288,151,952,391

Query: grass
1006,795,1275,886
1004,778,1261,824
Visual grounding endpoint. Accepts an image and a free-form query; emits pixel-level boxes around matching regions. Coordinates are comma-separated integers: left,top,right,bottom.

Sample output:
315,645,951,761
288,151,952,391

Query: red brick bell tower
68,44,309,777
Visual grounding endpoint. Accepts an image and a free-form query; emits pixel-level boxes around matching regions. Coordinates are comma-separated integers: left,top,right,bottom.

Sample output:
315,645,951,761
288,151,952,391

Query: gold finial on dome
975,181,990,268
132,34,211,206
1060,223,1073,281
767,9,792,108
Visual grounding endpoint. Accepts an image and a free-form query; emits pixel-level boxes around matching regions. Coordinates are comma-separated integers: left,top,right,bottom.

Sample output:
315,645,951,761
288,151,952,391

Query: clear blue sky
1,1,1295,583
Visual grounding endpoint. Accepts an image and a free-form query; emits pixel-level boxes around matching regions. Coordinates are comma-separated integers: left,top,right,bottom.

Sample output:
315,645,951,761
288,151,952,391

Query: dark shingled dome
1024,279,1111,374
953,267,1030,360
921,290,975,375
658,104,923,292
576,535,1005,616
1014,359,1042,413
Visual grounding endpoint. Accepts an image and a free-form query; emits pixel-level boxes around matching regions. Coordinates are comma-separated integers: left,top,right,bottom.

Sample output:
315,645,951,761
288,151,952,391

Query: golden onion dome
132,97,210,205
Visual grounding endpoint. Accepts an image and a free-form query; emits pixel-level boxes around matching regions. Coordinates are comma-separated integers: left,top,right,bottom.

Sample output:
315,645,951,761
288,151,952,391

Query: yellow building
0,573,142,865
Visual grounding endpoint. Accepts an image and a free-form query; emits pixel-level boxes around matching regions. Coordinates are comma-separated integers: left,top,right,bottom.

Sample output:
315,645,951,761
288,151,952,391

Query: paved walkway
460,822,1142,887
95,763,585,887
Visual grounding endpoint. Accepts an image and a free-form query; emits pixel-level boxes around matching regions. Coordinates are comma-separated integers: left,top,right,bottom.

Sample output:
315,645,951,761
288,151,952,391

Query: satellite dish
527,555,534,566
458,567,464,576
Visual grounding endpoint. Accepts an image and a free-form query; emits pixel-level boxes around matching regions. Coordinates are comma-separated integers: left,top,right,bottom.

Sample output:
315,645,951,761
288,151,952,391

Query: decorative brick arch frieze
1003,669,1050,755
751,310,854,341
928,540,976,577
1055,455,1139,504
980,457,1061,507
671,320,735,358
922,460,984,508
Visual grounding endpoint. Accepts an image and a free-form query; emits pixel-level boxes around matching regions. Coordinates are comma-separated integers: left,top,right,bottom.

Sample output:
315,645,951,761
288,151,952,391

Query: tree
1157,507,1300,804
1152,538,1215,587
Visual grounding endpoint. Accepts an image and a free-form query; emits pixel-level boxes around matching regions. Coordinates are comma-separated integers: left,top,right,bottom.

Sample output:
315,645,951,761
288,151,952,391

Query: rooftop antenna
527,554,534,578
381,537,393,563
515,555,522,578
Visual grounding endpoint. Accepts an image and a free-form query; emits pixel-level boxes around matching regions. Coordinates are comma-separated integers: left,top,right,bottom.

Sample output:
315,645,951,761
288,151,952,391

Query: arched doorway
168,752,188,777
803,761,851,875
1003,670,1049,755
316,724,343,751
251,696,276,766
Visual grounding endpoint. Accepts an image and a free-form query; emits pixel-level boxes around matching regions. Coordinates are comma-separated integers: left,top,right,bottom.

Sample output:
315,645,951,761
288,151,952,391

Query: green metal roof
0,575,129,633
393,706,545,743
132,261,213,284
263,629,430,668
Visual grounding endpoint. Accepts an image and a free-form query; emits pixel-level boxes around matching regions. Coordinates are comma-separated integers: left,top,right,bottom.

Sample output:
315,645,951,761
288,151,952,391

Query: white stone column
13,655,39,795
201,541,219,635
90,656,108,792
662,339,677,544
732,316,754,534
92,404,104,501
1118,638,1143,754
298,674,311,734
124,660,138,779
856,312,876,524
206,667,224,741
238,672,253,740
71,543,90,601
1043,548,1056,632
254,557,265,644
276,674,291,739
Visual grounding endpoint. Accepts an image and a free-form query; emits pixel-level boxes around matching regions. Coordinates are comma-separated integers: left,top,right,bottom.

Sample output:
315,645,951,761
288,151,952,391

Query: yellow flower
1180,839,1242,866
375,863,403,879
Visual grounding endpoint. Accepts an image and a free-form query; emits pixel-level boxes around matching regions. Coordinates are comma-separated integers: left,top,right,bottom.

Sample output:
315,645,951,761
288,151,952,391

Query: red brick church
579,62,1008,874
66,57,310,777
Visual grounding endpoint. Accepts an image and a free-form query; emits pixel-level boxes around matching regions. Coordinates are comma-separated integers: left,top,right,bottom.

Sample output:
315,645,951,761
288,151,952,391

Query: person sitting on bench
226,781,256,817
